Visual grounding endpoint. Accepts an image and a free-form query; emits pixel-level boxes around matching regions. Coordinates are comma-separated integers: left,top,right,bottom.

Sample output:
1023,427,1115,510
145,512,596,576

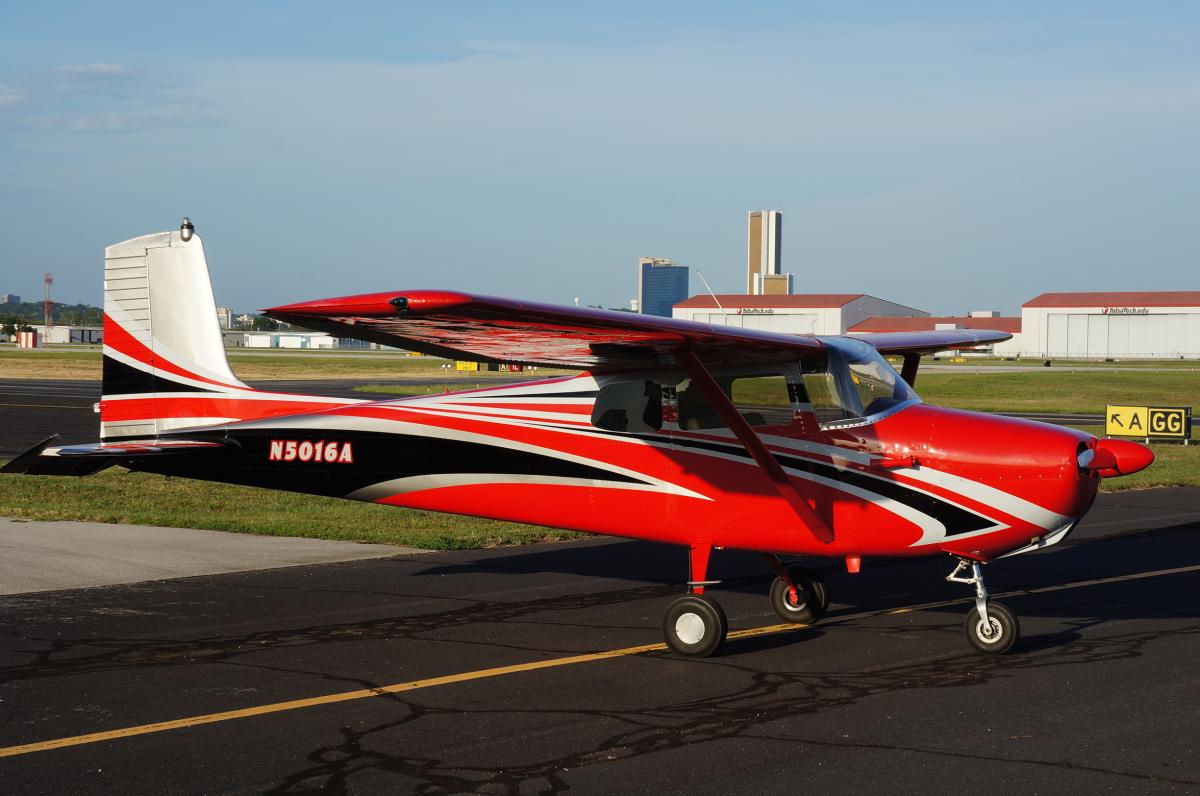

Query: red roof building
1024,291,1200,308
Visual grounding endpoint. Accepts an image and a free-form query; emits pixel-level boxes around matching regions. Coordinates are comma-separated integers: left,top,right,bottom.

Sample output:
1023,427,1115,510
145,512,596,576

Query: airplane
2,220,1155,657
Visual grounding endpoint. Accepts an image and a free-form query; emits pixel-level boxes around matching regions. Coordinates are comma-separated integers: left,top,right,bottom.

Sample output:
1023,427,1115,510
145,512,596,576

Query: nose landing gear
947,558,1019,654
764,555,829,625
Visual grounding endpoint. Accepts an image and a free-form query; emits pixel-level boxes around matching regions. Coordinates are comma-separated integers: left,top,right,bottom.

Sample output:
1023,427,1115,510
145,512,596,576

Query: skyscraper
637,257,689,317
747,210,791,295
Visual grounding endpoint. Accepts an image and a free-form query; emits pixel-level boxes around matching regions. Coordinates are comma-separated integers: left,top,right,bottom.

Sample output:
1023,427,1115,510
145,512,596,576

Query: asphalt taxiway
0,487,1198,793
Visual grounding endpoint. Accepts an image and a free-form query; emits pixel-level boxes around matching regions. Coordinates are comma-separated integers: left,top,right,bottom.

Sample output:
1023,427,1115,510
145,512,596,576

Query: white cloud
0,62,218,133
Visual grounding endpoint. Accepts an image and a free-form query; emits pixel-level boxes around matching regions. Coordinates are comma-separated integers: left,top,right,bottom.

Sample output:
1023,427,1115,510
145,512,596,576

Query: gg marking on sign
1148,408,1188,439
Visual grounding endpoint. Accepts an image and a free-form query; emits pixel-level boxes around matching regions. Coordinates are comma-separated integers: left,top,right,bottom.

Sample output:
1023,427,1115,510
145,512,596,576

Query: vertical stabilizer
102,225,249,440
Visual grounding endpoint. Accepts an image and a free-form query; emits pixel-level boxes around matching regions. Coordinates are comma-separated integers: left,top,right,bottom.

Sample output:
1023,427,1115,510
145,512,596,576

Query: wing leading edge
849,329,1012,356
265,290,824,370
265,291,1009,369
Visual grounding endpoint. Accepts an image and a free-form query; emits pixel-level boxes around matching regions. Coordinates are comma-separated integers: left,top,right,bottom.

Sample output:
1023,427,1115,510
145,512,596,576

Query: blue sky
1,2,1198,315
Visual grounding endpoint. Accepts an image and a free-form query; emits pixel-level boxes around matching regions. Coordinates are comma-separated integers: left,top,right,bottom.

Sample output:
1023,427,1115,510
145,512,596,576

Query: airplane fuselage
135,371,1102,563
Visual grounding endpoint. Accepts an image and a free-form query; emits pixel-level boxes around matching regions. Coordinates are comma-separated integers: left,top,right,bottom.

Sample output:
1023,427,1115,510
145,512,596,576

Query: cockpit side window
591,379,662,432
801,339,919,425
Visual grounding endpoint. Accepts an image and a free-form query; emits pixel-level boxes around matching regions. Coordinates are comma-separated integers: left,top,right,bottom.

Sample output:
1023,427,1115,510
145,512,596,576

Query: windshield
801,338,919,425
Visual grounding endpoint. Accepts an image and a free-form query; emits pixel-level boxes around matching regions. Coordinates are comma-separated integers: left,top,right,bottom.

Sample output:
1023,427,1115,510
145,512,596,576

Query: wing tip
264,290,475,318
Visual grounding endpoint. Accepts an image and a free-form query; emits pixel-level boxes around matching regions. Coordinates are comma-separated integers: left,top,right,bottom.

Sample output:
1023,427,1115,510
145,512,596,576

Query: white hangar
672,294,927,336
1021,292,1200,359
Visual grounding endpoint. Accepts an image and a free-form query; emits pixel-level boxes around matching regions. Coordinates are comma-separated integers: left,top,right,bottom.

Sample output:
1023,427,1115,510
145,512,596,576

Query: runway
0,488,1198,793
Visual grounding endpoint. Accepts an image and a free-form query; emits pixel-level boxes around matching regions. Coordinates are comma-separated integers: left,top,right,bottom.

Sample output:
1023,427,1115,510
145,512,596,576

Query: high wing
849,329,1012,356
265,290,823,370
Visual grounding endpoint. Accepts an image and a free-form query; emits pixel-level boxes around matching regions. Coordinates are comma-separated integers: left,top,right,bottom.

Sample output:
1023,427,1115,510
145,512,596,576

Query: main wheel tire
965,601,1019,654
769,566,829,625
662,594,728,657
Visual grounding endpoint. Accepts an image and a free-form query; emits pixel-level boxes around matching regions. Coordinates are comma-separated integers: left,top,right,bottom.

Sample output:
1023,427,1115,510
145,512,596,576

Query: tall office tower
637,257,689,318
747,210,790,295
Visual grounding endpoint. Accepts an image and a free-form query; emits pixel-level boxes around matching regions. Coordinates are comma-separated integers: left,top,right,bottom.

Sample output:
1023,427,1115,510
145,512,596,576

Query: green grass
0,347,572,381
915,370,1199,414
0,467,581,549
922,357,1200,369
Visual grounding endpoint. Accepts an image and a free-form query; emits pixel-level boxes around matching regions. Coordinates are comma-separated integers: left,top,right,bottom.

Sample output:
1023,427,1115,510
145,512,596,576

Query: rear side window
677,373,793,430
592,380,662,432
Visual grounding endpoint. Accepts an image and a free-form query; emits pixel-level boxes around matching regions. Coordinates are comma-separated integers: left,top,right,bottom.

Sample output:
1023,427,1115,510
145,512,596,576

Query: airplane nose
1078,439,1155,478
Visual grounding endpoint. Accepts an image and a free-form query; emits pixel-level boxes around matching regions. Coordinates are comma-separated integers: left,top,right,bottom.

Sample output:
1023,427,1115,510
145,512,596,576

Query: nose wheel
767,563,828,625
947,558,1020,654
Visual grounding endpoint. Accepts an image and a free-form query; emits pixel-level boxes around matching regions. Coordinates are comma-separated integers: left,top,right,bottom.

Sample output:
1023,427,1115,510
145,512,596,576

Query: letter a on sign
1106,405,1149,438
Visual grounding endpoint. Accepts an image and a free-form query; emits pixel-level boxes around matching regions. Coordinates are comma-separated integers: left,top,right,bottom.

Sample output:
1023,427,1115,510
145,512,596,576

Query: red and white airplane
4,221,1155,656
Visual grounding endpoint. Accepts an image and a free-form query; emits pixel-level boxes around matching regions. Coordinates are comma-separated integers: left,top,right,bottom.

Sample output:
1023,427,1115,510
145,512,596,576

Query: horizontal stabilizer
1,436,230,476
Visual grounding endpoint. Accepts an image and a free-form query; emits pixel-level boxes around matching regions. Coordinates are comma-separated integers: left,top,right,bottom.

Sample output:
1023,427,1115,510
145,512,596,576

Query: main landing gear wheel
965,601,1019,655
769,566,829,625
662,594,728,657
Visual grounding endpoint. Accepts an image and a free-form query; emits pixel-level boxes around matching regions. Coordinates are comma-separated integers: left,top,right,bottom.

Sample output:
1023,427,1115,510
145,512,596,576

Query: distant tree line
0,300,103,327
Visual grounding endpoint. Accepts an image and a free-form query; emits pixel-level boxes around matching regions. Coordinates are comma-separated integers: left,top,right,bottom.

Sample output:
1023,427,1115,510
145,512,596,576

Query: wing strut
674,348,834,545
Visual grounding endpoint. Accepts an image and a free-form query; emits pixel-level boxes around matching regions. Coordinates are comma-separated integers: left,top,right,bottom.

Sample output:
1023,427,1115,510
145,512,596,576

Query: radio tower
44,272,53,329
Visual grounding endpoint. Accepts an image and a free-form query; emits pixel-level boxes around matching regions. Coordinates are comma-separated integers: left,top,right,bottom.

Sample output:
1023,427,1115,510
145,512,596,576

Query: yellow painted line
2,563,1197,759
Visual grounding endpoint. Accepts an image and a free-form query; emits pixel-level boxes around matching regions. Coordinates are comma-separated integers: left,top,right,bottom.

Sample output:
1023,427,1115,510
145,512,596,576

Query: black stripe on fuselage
103,355,216,395
549,425,995,538
132,428,644,498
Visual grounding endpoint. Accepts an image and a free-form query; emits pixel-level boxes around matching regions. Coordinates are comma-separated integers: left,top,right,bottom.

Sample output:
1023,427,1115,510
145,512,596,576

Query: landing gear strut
946,558,1019,654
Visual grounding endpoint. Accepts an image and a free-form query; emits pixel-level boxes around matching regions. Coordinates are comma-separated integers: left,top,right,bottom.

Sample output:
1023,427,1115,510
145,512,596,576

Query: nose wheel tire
663,594,728,657
769,566,829,625
965,601,1019,654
